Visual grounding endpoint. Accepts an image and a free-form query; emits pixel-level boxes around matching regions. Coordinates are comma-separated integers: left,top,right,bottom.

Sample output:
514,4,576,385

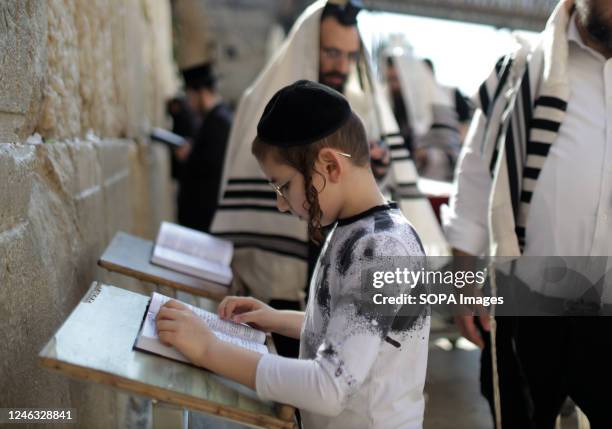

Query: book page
150,293,266,344
156,222,233,266
214,332,268,354
152,245,233,284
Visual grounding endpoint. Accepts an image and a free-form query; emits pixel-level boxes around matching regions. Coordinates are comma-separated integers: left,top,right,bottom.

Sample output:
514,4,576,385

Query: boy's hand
218,296,279,333
156,300,218,367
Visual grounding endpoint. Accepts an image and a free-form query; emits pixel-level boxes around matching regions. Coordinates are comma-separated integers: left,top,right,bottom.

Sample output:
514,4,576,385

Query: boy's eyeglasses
269,151,352,200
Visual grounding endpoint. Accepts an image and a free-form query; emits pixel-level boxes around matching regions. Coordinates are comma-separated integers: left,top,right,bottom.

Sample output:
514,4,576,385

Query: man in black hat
175,62,233,232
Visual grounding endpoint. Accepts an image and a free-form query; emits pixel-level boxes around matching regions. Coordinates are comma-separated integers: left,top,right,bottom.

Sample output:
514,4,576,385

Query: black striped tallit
475,42,569,254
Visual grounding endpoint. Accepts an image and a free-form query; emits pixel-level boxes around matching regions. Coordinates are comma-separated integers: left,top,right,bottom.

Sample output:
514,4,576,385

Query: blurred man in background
423,58,474,142
383,49,461,181
166,96,197,183
174,63,233,232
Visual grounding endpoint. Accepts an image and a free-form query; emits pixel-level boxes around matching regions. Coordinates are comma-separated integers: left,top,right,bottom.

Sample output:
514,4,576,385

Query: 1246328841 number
0,408,76,423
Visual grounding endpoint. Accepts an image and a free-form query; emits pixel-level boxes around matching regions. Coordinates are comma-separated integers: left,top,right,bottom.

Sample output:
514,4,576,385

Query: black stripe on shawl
523,167,540,179
216,232,308,260
228,178,269,185
382,132,403,139
216,204,288,213
534,96,568,111
521,67,533,143
492,57,513,107
531,119,562,133
431,123,460,132
389,143,407,151
479,83,491,116
520,191,532,203
223,190,277,200
504,123,520,216
526,142,551,156
488,120,506,176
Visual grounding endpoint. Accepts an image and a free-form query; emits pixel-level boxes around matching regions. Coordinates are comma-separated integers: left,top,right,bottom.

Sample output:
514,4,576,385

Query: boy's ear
317,148,342,183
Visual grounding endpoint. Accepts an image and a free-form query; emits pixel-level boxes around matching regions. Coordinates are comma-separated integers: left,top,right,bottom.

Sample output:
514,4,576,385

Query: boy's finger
156,319,178,332
157,307,184,321
163,299,188,310
233,310,259,324
218,298,229,318
158,331,174,347
226,298,251,319
225,299,240,319
219,296,242,319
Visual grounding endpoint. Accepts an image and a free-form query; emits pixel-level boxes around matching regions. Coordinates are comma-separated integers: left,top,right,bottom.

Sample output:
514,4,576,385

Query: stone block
0,1,47,141
0,144,36,231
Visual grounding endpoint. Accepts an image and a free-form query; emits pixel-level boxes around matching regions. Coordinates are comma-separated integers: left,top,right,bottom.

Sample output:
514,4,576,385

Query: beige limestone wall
0,0,177,427
37,0,178,140
0,1,47,142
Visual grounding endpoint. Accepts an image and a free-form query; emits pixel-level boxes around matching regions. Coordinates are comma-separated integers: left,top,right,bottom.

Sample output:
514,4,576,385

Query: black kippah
257,80,352,147
321,0,363,26
181,62,216,90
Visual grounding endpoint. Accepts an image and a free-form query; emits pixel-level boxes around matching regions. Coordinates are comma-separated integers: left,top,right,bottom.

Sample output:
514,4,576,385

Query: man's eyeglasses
269,151,352,200
320,47,360,64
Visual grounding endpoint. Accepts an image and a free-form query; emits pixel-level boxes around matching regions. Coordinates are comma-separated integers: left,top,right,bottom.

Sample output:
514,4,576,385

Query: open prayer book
134,292,269,363
151,222,233,285
150,127,186,148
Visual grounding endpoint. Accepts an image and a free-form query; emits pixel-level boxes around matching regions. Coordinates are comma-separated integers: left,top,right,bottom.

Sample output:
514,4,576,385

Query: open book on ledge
134,292,269,364
151,222,233,286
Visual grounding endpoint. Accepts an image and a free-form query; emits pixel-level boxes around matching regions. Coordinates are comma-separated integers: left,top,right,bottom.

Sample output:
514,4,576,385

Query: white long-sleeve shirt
256,204,430,429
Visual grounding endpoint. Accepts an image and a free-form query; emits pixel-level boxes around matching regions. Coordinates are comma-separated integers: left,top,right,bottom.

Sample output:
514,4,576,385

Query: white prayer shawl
211,0,448,302
382,48,454,137
464,0,573,257
381,48,462,181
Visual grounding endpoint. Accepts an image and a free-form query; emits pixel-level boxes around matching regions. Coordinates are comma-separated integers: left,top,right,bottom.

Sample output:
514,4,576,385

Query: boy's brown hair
252,111,370,243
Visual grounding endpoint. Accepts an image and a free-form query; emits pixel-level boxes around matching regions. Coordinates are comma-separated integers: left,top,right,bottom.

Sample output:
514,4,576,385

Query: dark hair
252,111,369,243
320,1,362,27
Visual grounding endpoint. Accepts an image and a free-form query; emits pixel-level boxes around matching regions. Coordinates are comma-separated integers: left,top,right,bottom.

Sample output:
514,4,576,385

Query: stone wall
0,0,177,427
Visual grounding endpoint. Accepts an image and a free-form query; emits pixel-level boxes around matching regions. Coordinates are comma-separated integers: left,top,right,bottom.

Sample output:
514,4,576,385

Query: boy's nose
276,194,290,213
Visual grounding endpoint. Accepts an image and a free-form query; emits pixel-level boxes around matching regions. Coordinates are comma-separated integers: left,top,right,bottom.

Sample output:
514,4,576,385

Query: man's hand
452,247,491,348
174,140,193,161
156,300,218,367
414,147,428,171
369,140,391,181
218,296,279,333
454,312,490,349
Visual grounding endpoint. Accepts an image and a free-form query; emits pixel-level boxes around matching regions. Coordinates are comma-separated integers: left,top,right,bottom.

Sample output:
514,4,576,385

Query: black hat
321,0,363,26
181,62,216,90
257,80,352,147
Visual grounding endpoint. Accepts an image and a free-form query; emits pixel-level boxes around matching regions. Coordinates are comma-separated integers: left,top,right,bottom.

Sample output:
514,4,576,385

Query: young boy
156,80,430,428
